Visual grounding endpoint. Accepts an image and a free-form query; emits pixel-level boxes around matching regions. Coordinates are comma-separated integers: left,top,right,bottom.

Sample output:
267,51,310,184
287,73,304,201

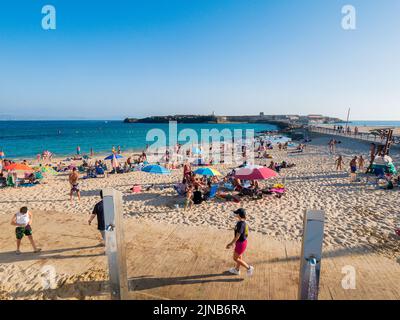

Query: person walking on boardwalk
226,208,254,276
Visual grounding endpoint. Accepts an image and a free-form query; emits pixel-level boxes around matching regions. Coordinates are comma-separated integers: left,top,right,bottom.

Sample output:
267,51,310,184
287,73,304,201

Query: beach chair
223,182,235,191
173,184,186,197
34,172,44,180
95,166,105,177
206,184,219,200
6,175,15,187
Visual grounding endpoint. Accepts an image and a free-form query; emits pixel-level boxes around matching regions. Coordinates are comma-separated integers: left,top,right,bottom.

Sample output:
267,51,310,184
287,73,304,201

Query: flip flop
15,250,21,255
34,248,42,253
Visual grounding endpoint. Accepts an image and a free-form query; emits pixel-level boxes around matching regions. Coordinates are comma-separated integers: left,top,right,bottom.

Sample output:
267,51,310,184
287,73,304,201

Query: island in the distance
123,113,344,127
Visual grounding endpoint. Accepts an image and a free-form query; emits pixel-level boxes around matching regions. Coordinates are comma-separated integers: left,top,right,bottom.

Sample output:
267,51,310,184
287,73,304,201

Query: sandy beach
1,133,399,299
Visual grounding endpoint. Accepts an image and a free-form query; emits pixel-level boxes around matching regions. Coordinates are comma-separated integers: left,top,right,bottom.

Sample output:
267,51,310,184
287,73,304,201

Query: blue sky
0,0,399,120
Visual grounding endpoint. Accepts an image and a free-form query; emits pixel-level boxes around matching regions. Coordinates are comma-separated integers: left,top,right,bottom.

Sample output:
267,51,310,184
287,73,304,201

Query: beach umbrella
192,147,203,155
4,163,33,172
234,167,278,180
142,164,171,175
104,154,123,160
0,151,5,159
193,167,221,176
111,155,119,169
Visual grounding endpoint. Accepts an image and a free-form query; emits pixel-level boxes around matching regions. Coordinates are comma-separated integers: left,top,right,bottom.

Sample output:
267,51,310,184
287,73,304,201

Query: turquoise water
337,120,400,127
0,121,278,159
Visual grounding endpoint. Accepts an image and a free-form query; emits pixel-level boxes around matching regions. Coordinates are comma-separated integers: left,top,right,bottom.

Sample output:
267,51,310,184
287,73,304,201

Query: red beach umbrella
234,167,278,180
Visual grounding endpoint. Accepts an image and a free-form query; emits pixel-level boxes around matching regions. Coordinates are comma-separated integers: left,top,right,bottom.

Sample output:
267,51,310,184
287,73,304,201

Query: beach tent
234,167,277,180
193,167,221,176
142,164,171,175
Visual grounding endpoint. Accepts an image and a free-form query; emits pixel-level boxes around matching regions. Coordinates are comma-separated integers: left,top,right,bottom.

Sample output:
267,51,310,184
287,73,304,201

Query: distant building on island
123,112,342,126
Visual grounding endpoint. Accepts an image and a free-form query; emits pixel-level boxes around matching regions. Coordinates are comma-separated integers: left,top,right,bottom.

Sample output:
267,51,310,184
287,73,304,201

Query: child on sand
350,156,358,182
184,186,194,211
11,207,41,254
226,208,254,276
69,167,81,201
358,155,365,171
335,155,344,171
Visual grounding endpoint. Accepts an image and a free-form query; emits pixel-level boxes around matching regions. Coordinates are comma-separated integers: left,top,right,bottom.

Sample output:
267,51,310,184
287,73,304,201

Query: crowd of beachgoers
0,132,399,262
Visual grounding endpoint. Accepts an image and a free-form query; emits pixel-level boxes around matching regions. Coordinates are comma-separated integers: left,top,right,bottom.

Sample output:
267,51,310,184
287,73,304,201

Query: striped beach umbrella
104,154,123,160
193,167,221,176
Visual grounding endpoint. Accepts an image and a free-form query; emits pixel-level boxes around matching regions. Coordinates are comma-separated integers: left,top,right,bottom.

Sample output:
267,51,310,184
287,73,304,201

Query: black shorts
16,225,32,239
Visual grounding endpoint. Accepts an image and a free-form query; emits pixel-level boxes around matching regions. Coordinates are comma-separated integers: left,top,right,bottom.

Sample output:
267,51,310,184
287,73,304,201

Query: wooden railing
307,125,400,145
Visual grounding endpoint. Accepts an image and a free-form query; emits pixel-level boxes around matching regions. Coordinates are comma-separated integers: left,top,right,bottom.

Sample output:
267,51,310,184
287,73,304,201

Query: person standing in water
226,208,254,276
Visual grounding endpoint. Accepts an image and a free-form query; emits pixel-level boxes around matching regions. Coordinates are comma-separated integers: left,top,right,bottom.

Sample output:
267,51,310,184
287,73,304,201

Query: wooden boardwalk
126,222,400,300
1,212,399,300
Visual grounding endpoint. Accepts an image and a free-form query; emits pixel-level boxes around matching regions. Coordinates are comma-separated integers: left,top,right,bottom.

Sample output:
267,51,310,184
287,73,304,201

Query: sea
0,121,279,159
336,120,400,127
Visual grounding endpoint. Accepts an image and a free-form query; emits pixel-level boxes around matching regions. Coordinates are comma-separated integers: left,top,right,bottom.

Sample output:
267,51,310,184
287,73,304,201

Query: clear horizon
1,0,399,120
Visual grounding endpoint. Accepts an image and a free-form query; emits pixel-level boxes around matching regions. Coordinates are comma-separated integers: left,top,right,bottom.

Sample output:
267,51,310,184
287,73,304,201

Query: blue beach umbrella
192,147,203,155
142,164,171,175
104,154,124,160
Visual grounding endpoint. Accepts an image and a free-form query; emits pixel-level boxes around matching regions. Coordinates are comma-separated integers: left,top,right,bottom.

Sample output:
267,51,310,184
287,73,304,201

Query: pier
308,125,400,147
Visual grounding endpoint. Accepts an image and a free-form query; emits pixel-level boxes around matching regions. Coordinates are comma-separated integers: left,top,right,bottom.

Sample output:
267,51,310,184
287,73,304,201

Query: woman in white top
11,207,41,255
